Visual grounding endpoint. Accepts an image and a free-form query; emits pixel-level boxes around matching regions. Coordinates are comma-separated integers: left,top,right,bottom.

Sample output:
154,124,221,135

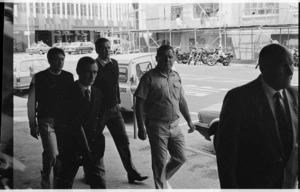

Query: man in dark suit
55,56,106,189
216,43,298,189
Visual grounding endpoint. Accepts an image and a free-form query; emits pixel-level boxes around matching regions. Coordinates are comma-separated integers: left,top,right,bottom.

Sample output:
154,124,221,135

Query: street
13,52,299,189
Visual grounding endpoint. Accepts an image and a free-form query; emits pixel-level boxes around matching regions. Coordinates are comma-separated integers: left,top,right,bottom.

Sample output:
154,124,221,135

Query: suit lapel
283,88,298,150
251,76,284,155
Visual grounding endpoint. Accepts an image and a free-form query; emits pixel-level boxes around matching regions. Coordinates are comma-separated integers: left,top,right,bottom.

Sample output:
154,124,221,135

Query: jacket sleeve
216,89,242,188
27,75,36,129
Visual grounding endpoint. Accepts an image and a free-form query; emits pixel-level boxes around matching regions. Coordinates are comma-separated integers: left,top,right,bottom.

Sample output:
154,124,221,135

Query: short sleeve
134,73,150,100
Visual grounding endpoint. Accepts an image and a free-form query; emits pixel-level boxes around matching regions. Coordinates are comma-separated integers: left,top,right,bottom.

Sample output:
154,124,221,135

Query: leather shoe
128,174,149,184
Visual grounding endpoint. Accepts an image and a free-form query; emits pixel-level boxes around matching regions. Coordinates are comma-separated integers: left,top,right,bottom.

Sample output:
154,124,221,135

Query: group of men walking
27,38,148,189
27,38,298,189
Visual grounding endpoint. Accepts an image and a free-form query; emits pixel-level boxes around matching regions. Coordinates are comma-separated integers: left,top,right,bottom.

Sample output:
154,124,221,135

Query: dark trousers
56,149,106,189
102,105,139,177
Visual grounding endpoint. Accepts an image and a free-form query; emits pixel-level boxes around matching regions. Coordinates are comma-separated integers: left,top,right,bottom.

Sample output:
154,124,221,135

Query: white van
112,52,177,112
111,53,157,112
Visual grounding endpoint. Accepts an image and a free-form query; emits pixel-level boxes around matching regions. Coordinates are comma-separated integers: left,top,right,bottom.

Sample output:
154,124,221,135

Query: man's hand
29,122,39,139
187,121,195,133
138,128,147,140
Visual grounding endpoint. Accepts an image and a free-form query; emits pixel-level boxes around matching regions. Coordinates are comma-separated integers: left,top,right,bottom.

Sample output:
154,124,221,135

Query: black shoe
128,174,149,184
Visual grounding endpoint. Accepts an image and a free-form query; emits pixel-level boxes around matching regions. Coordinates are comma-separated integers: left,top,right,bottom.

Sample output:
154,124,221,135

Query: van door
119,64,132,111
17,60,32,89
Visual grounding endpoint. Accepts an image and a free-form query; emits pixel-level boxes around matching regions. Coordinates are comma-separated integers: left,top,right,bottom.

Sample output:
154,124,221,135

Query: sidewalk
13,96,219,189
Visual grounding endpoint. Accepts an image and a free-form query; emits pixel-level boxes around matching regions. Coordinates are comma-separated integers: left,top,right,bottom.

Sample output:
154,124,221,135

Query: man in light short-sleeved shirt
135,45,195,189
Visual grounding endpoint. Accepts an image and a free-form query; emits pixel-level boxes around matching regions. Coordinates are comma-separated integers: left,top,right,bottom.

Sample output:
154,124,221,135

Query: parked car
52,42,70,51
194,102,223,153
13,56,49,91
114,52,176,112
26,43,51,55
84,41,95,51
65,42,93,54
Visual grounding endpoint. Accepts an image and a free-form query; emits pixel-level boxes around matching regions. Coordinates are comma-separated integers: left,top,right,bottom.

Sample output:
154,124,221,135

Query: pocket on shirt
172,82,181,100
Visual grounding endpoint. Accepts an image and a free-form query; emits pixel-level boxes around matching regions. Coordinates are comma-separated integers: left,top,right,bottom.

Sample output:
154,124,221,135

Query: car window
32,60,48,70
119,66,128,83
136,62,152,80
20,60,32,72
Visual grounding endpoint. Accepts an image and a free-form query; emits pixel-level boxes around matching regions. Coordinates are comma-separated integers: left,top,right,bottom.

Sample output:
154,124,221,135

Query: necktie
84,89,91,103
274,92,290,159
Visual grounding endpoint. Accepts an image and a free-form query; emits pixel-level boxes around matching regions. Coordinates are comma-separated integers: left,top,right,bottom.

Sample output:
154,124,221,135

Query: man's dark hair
76,56,96,74
157,45,174,58
47,47,65,62
258,43,291,70
95,37,110,50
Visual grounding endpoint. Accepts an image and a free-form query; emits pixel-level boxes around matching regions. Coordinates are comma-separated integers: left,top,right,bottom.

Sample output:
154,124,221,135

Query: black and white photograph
0,0,298,190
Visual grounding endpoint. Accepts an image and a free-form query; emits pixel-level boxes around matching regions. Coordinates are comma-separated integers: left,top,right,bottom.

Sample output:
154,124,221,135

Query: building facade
138,2,298,61
13,1,136,52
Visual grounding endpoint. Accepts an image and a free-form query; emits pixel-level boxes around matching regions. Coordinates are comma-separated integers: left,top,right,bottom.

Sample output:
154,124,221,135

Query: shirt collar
155,68,175,78
96,57,112,67
261,76,283,99
78,81,91,96
48,68,61,75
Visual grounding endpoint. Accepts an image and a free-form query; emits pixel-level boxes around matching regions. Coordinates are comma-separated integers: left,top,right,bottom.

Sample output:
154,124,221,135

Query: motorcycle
175,47,190,64
193,48,210,65
202,48,234,66
187,48,197,65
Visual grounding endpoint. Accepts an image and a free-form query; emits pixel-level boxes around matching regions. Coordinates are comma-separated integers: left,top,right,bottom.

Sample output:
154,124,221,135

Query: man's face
97,41,111,60
156,49,175,72
262,51,294,90
79,63,98,87
49,53,65,73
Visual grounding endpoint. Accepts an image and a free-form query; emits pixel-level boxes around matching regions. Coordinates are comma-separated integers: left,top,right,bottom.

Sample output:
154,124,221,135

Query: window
99,4,102,18
36,3,39,13
30,3,33,13
62,3,65,15
171,6,183,20
119,66,128,82
81,4,87,16
67,3,71,15
47,3,50,14
71,4,74,15
32,60,48,71
89,4,92,17
110,4,112,20
136,62,152,80
56,3,60,14
20,61,32,72
17,3,23,13
40,3,45,14
67,4,74,15
76,4,79,16
52,3,56,14
244,3,279,16
193,3,219,18
93,4,98,17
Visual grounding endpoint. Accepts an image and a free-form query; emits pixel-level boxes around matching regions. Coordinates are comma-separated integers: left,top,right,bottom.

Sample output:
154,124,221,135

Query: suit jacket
55,81,105,158
216,75,298,189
